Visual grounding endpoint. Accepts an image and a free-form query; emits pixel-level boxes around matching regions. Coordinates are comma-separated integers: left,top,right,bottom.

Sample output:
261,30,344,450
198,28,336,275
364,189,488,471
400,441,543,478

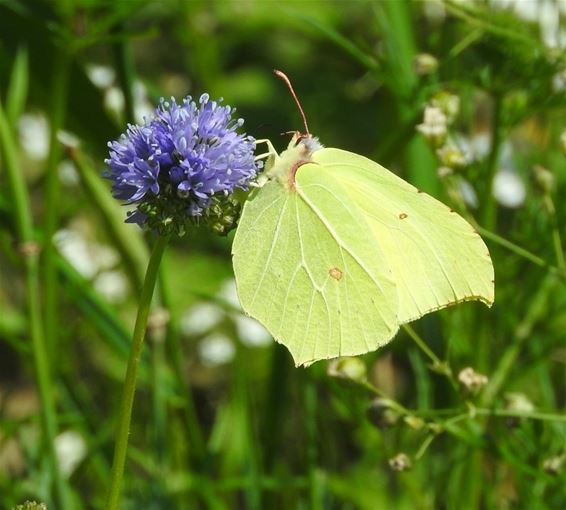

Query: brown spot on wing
399,213,408,220
329,267,343,281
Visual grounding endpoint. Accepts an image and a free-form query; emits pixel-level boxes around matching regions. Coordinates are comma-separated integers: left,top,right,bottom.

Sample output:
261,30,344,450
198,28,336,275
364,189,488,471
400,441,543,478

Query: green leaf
5,45,28,126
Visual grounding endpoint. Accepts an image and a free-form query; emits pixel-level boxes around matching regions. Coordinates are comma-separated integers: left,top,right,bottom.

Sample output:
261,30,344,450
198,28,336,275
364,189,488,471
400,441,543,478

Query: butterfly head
265,134,323,190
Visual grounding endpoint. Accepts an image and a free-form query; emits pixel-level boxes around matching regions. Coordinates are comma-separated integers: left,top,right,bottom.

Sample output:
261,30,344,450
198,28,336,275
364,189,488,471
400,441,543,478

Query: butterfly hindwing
233,171,398,366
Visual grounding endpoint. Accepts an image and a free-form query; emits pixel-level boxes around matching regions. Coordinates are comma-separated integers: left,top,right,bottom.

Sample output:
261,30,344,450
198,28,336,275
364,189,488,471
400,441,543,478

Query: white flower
431,92,460,124
538,0,562,49
505,392,535,413
53,229,119,279
492,169,526,208
417,106,447,144
58,160,80,186
458,178,479,208
437,144,470,168
18,113,50,161
180,302,224,336
422,0,445,22
217,278,241,309
198,334,235,366
55,430,87,477
104,87,125,116
57,130,80,149
94,270,129,303
54,229,98,278
458,367,488,393
86,64,115,89
497,0,566,49
235,316,272,347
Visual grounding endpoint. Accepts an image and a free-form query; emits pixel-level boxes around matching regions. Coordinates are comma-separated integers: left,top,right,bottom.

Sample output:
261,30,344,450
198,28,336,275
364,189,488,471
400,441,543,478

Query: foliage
0,0,565,509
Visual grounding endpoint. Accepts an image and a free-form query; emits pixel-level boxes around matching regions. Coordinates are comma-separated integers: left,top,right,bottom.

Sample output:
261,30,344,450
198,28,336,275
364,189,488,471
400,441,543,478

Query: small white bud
417,106,447,146
389,453,412,472
458,367,488,394
327,357,367,382
413,53,439,76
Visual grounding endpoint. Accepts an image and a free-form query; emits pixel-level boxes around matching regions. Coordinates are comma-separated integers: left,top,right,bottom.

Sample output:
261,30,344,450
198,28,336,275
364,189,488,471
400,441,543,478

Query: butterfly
232,72,494,366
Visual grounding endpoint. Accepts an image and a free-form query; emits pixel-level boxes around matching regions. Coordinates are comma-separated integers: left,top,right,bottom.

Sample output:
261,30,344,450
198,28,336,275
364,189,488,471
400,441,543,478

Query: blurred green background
1,0,565,509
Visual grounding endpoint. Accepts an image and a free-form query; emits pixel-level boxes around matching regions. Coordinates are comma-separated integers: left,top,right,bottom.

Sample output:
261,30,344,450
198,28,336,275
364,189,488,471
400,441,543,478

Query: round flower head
105,94,259,235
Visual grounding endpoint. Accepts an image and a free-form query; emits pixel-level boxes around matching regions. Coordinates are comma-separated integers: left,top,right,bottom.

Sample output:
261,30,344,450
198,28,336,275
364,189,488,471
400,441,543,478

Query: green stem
414,433,436,460
476,225,545,268
402,324,441,367
474,224,565,281
358,379,412,417
43,49,70,361
544,195,566,273
402,324,456,386
442,407,566,424
0,101,71,509
105,235,168,510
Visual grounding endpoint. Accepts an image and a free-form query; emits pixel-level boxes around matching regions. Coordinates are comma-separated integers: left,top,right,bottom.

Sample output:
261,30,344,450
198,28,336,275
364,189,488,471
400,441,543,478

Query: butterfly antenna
273,69,310,136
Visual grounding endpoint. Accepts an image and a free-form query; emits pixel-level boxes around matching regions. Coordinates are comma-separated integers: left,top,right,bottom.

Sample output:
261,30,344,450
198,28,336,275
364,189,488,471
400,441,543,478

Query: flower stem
105,235,168,510
402,324,456,387
43,49,70,362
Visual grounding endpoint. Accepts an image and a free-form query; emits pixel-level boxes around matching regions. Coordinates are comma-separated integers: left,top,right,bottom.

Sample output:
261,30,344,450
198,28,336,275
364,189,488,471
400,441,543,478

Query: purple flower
105,94,259,233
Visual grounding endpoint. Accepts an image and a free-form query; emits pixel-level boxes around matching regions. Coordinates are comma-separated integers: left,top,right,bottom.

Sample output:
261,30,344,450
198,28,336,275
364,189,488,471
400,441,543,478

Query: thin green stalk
402,324,455,386
476,226,545,268
474,224,565,280
414,433,436,460
0,101,71,509
544,195,566,273
443,407,566,424
359,380,411,416
105,235,168,510
402,324,441,367
43,49,70,361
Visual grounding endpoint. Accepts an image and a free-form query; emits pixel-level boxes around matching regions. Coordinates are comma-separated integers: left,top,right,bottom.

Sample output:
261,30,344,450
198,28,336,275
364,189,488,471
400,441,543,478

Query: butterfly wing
308,148,494,324
232,175,399,366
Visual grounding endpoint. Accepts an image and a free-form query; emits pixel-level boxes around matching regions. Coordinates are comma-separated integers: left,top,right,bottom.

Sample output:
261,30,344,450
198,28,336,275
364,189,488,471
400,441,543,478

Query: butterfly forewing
310,148,495,324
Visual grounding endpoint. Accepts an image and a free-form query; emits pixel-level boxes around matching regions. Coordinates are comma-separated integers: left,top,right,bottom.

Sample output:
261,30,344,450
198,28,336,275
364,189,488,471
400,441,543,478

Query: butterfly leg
254,138,279,161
